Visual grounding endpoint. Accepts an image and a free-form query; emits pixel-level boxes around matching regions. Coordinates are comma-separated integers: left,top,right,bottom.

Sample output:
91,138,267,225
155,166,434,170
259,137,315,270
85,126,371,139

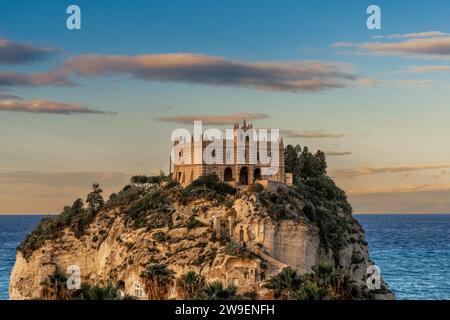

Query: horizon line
1,212,450,216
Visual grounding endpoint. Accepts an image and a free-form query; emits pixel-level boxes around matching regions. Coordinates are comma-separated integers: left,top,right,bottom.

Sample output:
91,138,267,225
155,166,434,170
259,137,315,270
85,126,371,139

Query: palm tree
140,263,175,300
295,264,357,300
81,284,120,300
79,283,136,300
40,270,70,300
199,281,240,300
263,267,302,300
176,271,206,299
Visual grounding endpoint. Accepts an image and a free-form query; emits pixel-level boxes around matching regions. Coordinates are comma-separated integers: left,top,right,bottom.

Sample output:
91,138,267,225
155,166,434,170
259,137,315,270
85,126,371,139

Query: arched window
254,168,262,181
212,149,216,158
239,167,249,185
224,167,233,181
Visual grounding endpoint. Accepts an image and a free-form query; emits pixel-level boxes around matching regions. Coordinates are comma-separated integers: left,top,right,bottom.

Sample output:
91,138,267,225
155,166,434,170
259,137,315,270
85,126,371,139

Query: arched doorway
224,167,233,181
240,167,249,185
254,168,262,181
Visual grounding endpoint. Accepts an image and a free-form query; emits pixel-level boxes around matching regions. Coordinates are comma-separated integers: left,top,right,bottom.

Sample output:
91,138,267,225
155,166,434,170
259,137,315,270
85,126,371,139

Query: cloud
325,151,352,156
330,42,355,48
59,53,357,92
349,183,450,195
0,71,72,87
432,170,450,179
361,37,450,57
157,112,270,125
332,32,450,59
372,31,450,39
349,185,450,214
282,130,345,139
406,65,450,73
0,171,131,213
357,78,379,87
0,99,112,115
395,79,437,89
333,163,450,179
0,38,55,64
0,171,130,189
0,91,21,100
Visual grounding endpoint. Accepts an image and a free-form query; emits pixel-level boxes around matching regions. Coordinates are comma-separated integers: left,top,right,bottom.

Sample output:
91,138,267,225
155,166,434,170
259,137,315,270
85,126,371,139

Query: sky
1,0,450,214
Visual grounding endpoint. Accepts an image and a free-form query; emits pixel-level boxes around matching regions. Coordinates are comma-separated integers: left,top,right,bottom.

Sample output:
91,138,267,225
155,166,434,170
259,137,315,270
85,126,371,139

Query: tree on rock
86,183,104,213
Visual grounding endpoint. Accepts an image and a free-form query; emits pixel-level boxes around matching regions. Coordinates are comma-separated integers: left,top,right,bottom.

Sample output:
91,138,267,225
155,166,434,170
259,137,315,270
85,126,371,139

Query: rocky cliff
9,175,394,300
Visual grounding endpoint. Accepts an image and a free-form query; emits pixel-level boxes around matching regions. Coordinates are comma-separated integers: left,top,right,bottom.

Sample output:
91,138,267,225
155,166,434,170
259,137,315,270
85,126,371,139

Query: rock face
9,180,394,300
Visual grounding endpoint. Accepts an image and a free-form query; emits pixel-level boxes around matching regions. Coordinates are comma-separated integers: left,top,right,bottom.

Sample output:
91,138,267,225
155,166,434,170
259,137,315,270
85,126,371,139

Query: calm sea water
0,215,44,300
0,214,449,300
355,214,450,300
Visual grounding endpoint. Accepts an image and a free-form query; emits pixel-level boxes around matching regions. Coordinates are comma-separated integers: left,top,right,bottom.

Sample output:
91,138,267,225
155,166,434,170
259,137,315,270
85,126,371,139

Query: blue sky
1,0,450,213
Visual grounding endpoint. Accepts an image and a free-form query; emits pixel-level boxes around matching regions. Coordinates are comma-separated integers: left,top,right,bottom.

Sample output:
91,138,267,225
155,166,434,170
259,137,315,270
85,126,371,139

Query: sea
0,214,449,300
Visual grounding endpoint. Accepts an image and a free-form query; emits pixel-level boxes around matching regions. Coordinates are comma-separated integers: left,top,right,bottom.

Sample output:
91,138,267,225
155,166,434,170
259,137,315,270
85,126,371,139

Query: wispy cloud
432,170,450,179
357,78,379,87
282,130,345,139
332,31,450,59
0,99,112,115
395,79,437,89
59,53,357,92
0,70,72,88
372,31,450,39
0,91,21,100
325,151,352,156
0,171,131,213
406,65,450,73
157,112,269,125
349,183,450,195
333,163,450,179
0,171,130,189
0,38,56,64
349,184,450,214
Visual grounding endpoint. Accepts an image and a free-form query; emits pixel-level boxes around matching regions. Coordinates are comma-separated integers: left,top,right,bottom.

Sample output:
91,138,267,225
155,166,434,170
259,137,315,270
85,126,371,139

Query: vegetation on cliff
15,144,376,300
18,144,363,266
264,265,359,300
18,183,105,259
38,264,363,300
40,269,136,300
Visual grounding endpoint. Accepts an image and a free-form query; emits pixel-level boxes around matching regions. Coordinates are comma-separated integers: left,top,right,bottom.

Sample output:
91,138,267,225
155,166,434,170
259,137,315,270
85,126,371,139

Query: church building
171,121,292,189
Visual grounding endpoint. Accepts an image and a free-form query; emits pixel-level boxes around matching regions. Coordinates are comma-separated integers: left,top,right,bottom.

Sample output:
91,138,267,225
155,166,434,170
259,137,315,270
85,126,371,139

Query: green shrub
197,281,241,300
152,231,169,242
105,184,145,209
79,283,135,300
264,265,359,300
131,175,164,185
248,183,264,193
176,271,206,299
186,216,205,231
126,189,172,229
179,174,235,204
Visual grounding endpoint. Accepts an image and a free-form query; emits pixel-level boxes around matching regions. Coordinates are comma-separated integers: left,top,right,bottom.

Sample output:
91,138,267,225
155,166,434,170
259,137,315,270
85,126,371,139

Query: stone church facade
172,121,292,188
